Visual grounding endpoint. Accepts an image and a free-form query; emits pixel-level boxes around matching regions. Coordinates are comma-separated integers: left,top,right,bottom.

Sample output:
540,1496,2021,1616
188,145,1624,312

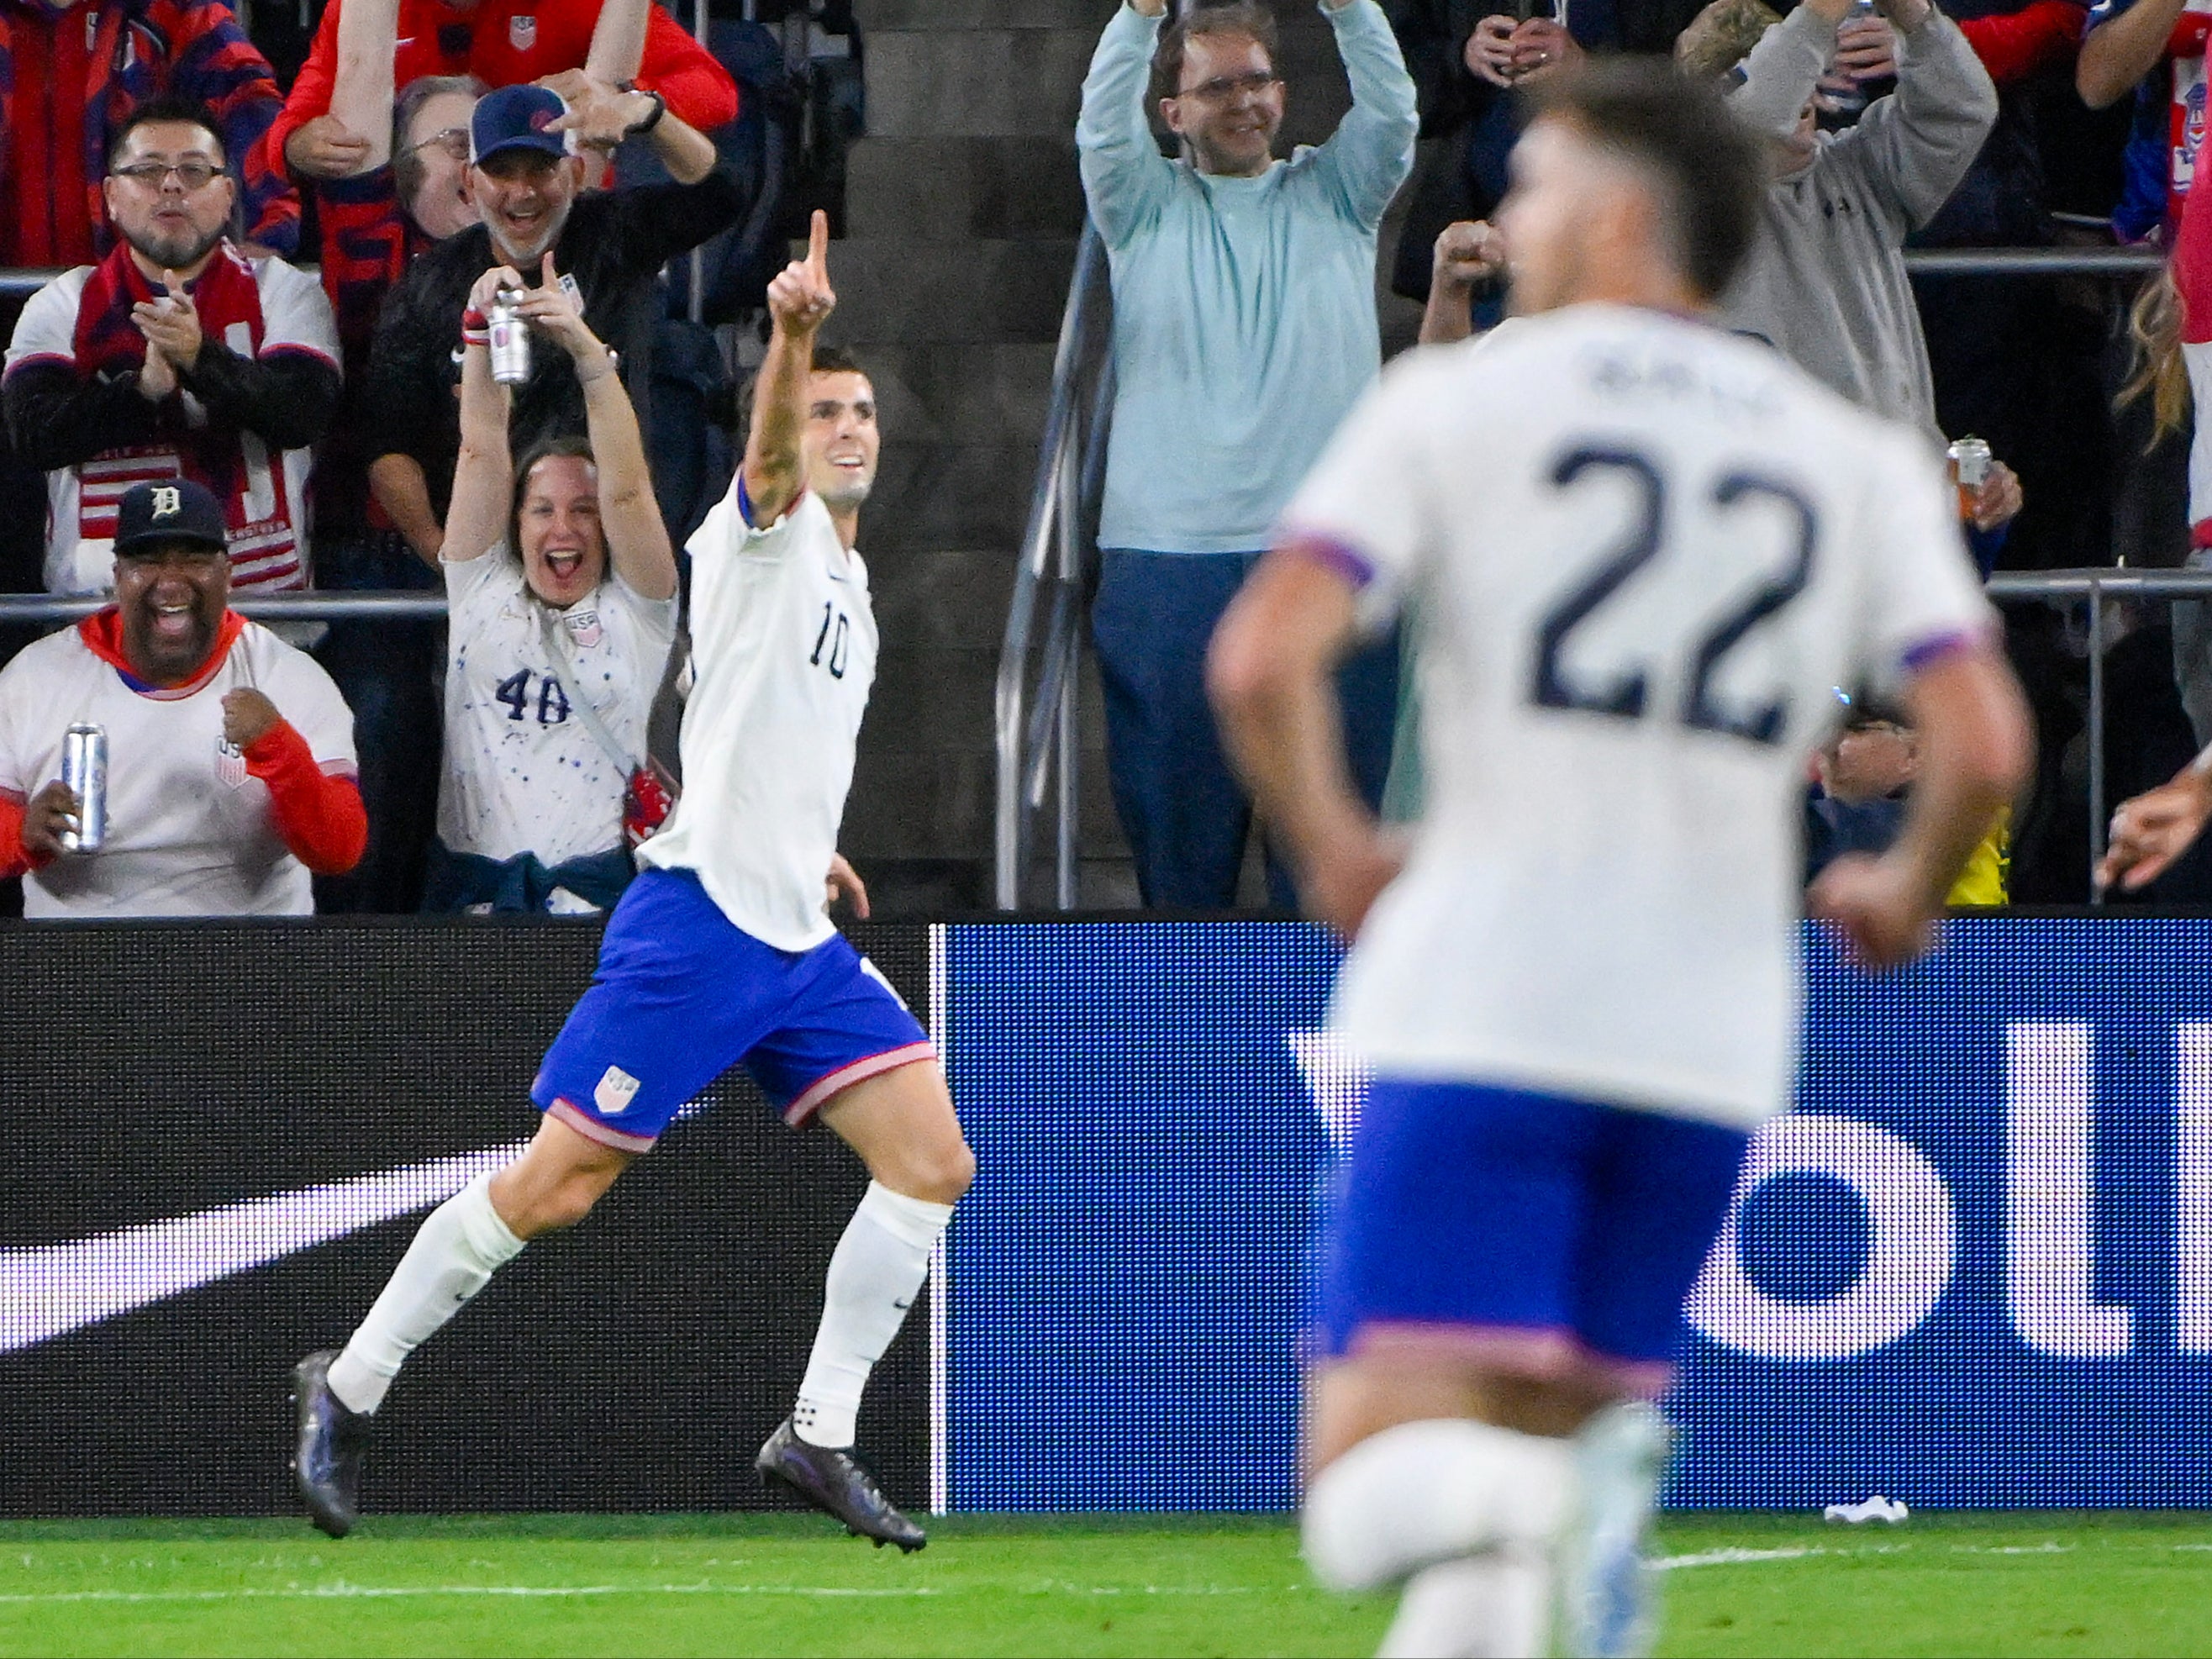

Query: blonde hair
1674,0,1782,85
2120,262,2192,446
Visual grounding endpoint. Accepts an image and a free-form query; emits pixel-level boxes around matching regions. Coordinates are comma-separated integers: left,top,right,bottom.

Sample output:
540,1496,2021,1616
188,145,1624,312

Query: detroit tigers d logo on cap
150,486,182,519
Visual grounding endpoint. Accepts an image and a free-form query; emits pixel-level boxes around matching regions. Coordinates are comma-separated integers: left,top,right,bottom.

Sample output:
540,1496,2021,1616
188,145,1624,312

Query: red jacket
258,0,737,183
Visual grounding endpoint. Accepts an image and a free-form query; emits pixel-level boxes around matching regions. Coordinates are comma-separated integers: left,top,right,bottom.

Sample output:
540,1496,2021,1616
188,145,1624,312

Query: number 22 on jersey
1530,444,1817,748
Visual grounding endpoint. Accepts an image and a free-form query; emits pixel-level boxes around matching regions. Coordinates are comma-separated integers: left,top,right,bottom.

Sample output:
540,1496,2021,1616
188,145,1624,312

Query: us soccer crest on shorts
594,1065,640,1115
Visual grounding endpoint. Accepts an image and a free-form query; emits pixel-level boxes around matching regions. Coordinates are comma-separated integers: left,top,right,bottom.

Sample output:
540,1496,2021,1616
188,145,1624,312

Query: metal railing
993,222,1113,911
1988,568,2212,903
992,241,2183,910
0,592,446,624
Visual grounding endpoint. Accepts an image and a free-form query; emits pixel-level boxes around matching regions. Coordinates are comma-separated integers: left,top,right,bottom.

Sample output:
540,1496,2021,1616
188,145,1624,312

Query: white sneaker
1557,1402,1672,1658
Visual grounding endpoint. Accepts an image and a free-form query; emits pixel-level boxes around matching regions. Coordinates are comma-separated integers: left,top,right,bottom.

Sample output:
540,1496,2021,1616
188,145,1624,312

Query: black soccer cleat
755,1417,927,1552
292,1349,371,1539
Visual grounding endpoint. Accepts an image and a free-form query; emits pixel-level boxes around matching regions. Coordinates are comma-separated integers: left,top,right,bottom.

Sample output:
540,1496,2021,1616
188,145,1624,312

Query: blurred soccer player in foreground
1210,60,2030,1658
293,213,973,1551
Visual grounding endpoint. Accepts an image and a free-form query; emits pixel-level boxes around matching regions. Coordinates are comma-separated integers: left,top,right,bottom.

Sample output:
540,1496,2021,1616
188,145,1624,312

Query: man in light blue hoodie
1079,0,1416,908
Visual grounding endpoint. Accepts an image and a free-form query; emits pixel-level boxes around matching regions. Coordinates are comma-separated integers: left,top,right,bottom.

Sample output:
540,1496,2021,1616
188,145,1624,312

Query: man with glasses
0,0,298,269
2,99,341,600
357,80,736,571
1077,0,1417,910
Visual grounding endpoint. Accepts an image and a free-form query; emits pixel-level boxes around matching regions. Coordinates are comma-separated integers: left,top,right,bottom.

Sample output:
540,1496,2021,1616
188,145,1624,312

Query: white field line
1653,1546,1830,1570
0,1581,1289,1607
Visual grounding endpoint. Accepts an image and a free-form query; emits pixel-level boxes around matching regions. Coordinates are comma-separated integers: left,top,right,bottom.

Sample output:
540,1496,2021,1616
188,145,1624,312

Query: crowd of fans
0,0,2204,918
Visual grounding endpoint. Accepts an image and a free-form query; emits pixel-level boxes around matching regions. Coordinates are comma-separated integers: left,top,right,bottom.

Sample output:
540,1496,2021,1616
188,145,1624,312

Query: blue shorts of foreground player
532,868,934,1154
1315,1077,1751,1398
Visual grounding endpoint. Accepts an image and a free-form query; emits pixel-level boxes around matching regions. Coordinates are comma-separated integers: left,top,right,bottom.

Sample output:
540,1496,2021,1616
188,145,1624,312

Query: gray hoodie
1720,4,1998,441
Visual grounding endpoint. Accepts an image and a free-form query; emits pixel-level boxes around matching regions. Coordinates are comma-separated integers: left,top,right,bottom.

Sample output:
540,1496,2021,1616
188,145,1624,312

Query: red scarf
70,240,300,583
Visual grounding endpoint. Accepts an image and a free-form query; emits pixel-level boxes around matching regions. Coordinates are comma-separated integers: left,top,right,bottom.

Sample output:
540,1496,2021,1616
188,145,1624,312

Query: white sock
1305,1418,1575,1590
327,1172,526,1415
1379,1551,1550,1659
1304,1419,1574,1658
793,1181,953,1448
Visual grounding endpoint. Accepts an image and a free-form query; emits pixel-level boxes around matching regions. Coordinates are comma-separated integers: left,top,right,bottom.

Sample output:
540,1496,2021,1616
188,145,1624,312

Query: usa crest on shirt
509,13,537,50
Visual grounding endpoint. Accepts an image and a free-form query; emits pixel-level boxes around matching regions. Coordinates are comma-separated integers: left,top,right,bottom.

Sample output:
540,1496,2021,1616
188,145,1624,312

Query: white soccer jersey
5,250,339,597
637,483,877,952
437,545,677,870
1286,304,1993,1130
0,616,357,916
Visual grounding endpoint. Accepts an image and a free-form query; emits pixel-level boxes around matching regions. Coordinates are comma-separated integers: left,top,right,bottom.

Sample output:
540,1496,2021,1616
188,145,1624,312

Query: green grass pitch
4,1511,2211,1656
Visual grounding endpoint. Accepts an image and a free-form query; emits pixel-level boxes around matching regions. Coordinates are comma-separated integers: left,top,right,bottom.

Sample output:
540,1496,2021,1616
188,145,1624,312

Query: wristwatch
617,83,666,136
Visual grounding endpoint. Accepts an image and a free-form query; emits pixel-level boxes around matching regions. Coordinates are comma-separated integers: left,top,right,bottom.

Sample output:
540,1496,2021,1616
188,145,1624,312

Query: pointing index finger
806,208,830,279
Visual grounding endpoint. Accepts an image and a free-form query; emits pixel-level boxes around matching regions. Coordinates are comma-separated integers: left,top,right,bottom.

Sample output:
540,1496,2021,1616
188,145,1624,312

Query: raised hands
768,210,836,339
511,252,607,370
541,70,645,153
1466,13,1582,87
1434,220,1506,293
133,271,203,384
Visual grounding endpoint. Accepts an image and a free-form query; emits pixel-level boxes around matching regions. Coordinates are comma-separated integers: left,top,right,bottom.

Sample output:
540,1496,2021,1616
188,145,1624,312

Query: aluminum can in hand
1948,435,1992,520
60,722,106,853
488,290,531,387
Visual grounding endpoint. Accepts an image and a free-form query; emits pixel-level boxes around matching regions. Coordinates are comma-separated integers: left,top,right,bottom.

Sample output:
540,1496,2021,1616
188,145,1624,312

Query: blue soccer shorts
531,867,935,1154
1314,1077,1751,1398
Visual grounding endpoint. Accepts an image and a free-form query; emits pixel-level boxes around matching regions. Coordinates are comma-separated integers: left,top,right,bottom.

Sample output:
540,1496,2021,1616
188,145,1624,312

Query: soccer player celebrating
294,211,973,1550
1209,62,2030,1658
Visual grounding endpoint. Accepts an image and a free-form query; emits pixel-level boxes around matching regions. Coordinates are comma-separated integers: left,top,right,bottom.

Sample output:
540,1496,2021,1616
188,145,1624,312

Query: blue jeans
1091,548,1399,909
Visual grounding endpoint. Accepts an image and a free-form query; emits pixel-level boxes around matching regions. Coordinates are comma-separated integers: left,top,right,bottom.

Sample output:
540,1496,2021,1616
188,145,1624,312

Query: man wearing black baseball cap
0,477,366,916
360,71,739,570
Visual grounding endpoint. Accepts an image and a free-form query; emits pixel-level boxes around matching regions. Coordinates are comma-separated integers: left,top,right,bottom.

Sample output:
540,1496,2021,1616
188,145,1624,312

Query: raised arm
1077,0,1178,248
2078,0,2187,108
440,266,523,566
1308,0,1420,229
585,0,650,87
513,253,677,602
326,0,399,175
743,211,835,528
1836,0,1999,229
545,72,720,183
1729,0,1849,140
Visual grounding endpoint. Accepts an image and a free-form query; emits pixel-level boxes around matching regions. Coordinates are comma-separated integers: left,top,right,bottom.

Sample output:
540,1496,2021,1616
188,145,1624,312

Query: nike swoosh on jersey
0,1140,529,1356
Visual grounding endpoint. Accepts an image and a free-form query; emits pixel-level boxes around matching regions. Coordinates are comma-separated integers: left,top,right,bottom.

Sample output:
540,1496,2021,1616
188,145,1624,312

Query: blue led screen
942,917,2212,1512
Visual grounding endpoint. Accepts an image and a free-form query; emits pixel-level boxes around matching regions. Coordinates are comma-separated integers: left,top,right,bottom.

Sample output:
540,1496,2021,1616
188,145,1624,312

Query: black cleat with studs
291,1349,371,1539
755,1417,927,1552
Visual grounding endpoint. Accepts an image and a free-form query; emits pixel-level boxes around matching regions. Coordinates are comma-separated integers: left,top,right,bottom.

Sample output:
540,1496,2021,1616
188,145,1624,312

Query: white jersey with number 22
1284,304,1994,1130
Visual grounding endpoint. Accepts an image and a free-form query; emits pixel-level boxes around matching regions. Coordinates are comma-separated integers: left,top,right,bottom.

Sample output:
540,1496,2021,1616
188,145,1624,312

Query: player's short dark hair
1529,57,1763,301
1150,3,1279,106
108,97,226,169
510,434,598,559
810,344,867,380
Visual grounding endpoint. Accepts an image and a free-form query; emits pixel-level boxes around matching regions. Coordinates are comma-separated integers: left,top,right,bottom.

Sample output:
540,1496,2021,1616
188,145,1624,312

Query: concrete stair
837,0,1406,913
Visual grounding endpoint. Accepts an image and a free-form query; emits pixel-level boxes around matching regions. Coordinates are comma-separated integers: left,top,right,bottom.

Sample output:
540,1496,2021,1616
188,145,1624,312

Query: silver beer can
60,721,106,853
1948,434,1993,491
488,290,530,387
